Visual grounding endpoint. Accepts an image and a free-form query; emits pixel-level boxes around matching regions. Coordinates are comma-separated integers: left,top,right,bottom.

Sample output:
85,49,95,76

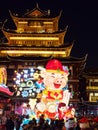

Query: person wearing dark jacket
6,116,14,130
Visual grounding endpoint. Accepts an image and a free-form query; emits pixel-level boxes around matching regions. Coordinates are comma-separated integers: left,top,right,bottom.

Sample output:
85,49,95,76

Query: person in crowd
6,116,14,130
1,114,7,130
43,119,50,130
20,115,31,130
38,114,45,126
15,115,22,130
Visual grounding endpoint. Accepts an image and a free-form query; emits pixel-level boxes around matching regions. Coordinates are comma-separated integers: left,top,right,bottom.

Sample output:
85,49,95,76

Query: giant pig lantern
36,59,71,119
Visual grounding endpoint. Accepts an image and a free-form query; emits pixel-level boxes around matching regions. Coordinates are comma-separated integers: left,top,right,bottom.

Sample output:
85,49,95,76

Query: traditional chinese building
79,68,98,116
0,4,87,106
82,68,98,102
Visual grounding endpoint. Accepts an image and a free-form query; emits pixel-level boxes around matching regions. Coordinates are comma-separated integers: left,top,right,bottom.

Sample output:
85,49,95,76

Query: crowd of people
0,113,77,130
0,113,98,130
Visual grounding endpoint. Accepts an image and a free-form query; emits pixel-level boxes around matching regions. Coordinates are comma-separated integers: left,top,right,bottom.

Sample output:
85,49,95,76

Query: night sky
0,0,98,68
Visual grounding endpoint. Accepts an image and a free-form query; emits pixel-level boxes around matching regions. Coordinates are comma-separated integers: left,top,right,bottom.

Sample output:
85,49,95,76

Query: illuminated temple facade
0,4,87,104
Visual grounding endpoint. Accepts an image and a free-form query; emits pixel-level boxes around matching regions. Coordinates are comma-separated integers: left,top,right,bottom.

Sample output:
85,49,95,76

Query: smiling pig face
41,59,69,91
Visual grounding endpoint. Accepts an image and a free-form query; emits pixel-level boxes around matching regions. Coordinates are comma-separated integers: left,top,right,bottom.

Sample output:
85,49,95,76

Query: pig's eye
61,74,64,79
51,73,55,78
61,76,64,79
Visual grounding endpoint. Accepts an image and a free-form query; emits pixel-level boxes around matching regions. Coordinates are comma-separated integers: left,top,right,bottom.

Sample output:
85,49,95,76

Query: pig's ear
40,69,47,78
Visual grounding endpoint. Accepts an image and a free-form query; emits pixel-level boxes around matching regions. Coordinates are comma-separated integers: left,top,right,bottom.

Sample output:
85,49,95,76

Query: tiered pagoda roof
0,4,86,61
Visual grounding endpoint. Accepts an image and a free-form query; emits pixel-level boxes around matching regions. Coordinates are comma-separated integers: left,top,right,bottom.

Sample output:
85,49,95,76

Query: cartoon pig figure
36,59,71,119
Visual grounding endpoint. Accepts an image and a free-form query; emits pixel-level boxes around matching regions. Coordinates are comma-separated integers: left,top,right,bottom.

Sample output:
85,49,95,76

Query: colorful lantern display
14,59,75,121
0,67,13,96
35,59,74,120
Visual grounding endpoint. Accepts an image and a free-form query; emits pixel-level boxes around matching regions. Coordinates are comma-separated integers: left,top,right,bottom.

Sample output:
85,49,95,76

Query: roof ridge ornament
2,19,8,30
48,10,50,15
36,3,39,8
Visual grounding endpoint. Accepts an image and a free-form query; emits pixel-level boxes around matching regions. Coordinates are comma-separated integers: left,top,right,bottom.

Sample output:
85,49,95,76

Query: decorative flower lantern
0,67,13,96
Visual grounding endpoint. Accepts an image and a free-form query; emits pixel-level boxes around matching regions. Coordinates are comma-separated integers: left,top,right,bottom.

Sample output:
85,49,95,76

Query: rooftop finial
36,3,39,8
48,10,50,15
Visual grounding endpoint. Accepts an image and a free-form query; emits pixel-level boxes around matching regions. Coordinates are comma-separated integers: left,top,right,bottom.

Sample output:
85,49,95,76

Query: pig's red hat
46,59,68,74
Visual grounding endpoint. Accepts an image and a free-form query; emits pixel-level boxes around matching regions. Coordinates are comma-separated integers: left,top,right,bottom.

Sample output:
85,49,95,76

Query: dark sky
0,0,98,68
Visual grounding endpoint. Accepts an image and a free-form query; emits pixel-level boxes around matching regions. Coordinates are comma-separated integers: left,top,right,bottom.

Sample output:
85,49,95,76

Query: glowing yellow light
43,22,53,24
18,21,28,24
10,37,59,40
14,70,17,73
1,50,66,55
13,78,16,81
29,25,41,27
